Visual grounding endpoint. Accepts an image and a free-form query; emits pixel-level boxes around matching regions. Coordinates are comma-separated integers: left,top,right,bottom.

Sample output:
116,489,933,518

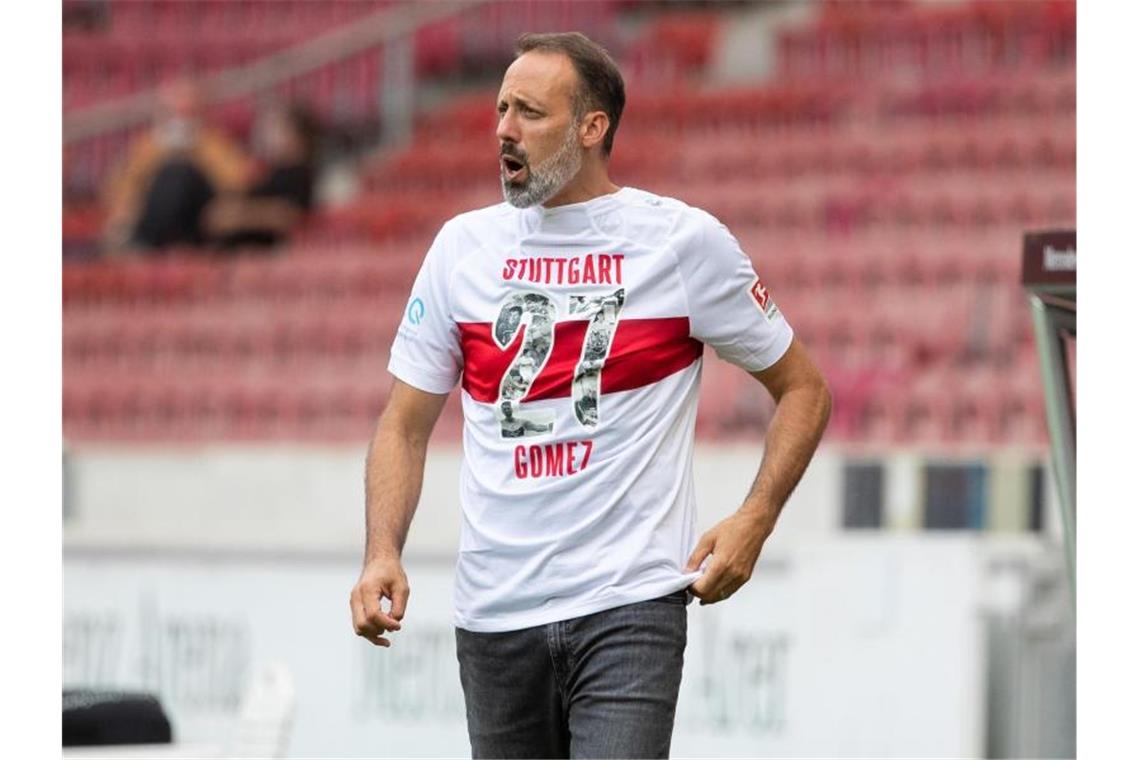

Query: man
350,32,831,758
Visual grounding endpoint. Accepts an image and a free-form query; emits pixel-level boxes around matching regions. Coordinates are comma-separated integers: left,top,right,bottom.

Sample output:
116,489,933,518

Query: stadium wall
62,444,1061,553
68,537,1041,757
62,444,1072,757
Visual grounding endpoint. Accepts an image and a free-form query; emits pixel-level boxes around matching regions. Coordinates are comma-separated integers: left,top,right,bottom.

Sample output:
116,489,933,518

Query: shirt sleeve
387,222,463,394
674,208,794,372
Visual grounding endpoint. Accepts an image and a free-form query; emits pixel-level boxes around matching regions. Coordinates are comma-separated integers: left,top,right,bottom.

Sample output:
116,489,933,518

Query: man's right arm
349,378,449,648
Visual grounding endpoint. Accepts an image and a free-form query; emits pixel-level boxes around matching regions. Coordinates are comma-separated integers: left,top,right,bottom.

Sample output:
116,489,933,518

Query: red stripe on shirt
458,317,702,403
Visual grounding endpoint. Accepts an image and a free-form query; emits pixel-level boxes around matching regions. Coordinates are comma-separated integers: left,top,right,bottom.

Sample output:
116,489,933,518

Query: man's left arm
686,336,831,605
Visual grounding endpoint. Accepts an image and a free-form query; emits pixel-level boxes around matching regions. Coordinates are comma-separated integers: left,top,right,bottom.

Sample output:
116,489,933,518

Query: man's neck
541,162,621,209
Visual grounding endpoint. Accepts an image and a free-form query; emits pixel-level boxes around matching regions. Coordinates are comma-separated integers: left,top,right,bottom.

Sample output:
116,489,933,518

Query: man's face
496,51,584,208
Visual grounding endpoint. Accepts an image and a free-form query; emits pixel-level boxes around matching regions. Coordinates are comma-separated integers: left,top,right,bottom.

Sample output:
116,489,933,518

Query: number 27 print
492,289,625,438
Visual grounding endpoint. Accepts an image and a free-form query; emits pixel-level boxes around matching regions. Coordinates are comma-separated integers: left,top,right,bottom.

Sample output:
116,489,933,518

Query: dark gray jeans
455,590,689,759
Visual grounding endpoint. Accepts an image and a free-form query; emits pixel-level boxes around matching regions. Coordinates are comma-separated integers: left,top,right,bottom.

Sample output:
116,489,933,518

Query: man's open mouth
501,155,527,182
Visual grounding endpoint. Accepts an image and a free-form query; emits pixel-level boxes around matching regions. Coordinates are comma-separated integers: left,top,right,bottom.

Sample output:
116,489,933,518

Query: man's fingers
390,582,410,622
352,583,400,639
685,534,715,572
688,558,724,598
360,580,402,632
364,587,405,633
697,577,745,606
351,559,411,646
350,588,371,636
700,590,737,605
367,610,401,633
698,584,731,605
367,633,392,648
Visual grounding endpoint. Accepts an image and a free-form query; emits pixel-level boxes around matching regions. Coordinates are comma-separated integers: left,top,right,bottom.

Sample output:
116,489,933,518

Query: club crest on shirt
749,278,779,320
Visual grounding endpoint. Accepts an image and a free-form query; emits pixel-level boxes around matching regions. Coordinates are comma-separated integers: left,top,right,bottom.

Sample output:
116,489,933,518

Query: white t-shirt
388,186,793,632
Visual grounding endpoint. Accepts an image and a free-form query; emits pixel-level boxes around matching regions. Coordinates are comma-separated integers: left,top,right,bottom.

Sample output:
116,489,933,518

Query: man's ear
579,110,611,151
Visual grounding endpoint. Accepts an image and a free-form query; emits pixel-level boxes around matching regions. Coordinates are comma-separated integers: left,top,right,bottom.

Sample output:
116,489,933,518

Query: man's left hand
685,511,773,605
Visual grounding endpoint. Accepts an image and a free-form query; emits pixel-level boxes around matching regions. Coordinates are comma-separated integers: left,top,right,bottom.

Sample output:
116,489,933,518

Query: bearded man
350,31,832,759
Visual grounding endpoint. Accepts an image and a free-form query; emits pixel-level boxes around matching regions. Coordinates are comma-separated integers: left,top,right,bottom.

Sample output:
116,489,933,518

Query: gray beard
501,123,583,209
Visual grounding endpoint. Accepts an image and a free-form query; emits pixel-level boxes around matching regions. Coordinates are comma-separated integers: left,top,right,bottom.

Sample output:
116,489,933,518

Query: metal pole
1028,294,1076,604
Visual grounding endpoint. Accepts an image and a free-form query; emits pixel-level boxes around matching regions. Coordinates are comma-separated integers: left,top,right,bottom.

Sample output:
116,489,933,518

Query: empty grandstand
62,0,1074,451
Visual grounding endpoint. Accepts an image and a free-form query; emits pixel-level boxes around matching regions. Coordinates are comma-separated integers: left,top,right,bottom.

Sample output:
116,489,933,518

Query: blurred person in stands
350,32,832,758
204,103,321,250
101,77,254,252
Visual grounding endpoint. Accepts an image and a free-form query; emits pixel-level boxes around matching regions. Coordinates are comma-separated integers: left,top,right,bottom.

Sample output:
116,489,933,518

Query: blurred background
61,0,1076,757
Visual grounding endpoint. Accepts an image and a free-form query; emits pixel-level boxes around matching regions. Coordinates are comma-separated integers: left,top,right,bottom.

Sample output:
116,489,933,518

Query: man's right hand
350,555,409,648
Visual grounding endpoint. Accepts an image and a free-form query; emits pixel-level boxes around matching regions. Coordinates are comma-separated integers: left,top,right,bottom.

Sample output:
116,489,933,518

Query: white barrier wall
62,444,1058,553
66,536,1016,758
62,444,1065,757
67,445,828,552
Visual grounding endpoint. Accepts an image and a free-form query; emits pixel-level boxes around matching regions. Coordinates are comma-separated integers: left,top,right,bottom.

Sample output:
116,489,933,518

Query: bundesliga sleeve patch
750,277,780,320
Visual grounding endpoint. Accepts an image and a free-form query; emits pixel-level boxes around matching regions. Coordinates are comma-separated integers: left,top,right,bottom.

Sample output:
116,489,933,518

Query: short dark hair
515,32,625,157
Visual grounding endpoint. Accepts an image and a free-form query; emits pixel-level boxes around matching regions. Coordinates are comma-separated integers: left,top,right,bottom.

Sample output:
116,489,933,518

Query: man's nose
496,110,521,145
